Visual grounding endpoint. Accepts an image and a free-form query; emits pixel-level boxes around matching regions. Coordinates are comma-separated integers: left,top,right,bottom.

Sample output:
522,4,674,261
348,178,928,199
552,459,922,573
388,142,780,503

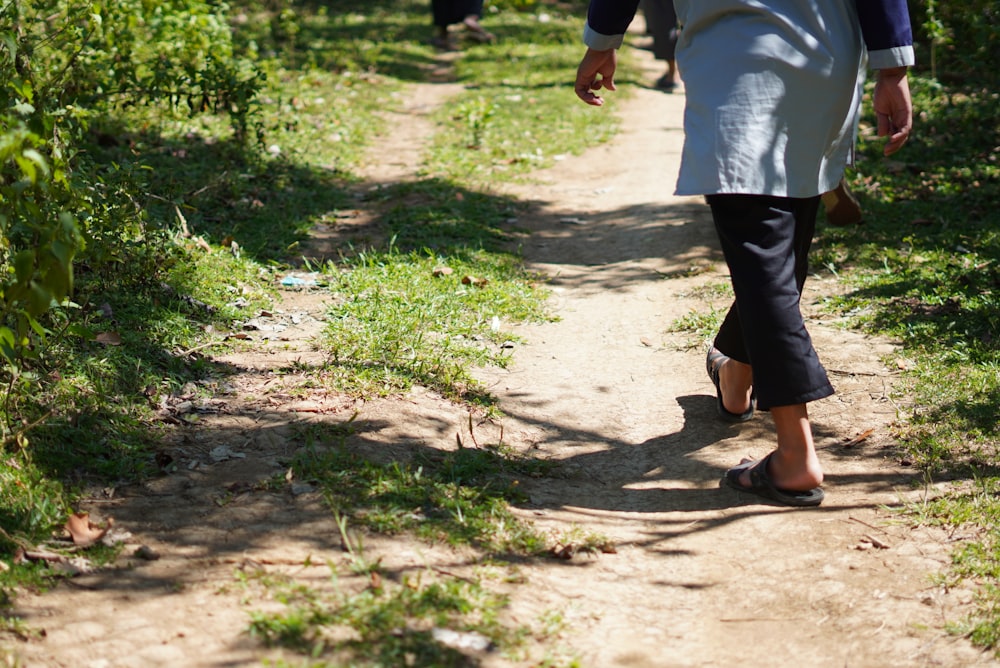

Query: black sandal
432,34,457,51
706,347,755,423
722,453,825,507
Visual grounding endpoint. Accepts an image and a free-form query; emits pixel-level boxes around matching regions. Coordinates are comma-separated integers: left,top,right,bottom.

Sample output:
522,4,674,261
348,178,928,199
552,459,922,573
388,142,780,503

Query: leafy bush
910,0,1000,84
0,7,85,374
0,0,264,439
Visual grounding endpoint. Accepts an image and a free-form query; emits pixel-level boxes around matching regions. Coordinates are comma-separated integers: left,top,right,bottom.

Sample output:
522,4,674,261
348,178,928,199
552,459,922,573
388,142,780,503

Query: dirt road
8,38,998,668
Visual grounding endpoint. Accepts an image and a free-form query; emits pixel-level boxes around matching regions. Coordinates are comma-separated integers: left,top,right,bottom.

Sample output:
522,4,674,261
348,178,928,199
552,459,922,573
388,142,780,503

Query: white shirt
585,0,915,197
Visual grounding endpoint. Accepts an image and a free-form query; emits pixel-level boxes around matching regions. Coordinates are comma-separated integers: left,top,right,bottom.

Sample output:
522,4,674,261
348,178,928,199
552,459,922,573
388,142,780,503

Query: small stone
135,545,161,561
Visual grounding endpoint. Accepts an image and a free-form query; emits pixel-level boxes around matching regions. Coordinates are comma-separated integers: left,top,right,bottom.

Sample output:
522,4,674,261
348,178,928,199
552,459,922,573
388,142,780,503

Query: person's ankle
768,445,823,490
719,359,753,413
769,406,820,481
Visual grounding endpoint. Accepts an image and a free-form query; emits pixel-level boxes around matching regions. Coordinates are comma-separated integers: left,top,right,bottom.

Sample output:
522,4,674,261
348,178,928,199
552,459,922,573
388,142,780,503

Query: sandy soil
6,33,999,668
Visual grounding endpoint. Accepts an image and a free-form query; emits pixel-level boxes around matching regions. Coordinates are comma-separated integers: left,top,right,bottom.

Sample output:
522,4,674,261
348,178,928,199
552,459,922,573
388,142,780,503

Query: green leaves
0,0,268,381
0,118,80,370
80,0,265,140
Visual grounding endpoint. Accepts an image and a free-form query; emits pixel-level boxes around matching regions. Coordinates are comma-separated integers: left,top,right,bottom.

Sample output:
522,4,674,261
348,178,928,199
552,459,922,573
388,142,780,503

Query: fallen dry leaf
285,400,326,413
864,534,891,549
433,266,454,277
65,512,112,548
55,557,94,576
552,544,577,560
854,534,891,551
432,628,492,652
843,428,875,448
95,332,122,346
461,275,489,288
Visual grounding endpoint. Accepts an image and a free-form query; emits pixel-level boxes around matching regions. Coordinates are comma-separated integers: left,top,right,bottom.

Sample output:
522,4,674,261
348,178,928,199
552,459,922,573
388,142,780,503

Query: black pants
640,0,678,61
432,0,484,27
708,194,834,410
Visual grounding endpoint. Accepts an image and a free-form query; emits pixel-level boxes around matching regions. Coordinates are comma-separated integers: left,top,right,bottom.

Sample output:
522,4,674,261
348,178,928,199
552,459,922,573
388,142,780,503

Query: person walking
823,178,865,227
574,1,914,506
431,0,495,50
639,0,680,91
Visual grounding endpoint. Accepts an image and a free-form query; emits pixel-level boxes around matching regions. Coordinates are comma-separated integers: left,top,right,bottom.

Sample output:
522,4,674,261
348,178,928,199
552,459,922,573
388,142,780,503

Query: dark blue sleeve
856,0,913,51
587,0,641,36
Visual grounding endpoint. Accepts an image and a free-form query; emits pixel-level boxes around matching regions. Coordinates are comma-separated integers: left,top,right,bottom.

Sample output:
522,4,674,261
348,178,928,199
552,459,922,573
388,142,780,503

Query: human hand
575,48,617,106
873,67,912,156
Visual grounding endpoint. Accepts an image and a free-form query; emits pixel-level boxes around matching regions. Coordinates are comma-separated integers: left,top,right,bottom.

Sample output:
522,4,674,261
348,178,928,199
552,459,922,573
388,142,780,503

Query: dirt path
473,53,994,667
8,39,999,668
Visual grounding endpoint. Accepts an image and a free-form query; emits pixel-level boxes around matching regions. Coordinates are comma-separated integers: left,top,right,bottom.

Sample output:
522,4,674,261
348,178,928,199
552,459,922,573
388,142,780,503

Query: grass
425,21,624,182
313,179,550,404
891,476,1000,649
243,524,591,667
246,563,524,666
0,1,622,663
290,441,554,555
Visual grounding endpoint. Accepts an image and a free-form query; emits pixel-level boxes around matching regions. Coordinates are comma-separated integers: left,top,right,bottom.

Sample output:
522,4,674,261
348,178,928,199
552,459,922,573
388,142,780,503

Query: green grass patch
667,308,724,350
289,442,552,555
247,565,525,667
423,7,634,183
322,240,547,402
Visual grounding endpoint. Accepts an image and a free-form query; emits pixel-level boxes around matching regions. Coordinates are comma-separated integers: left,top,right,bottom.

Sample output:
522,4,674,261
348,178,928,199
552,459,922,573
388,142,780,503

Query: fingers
575,75,615,106
575,77,613,106
876,109,912,156
575,77,605,106
881,121,911,156
575,89,604,106
574,48,616,106
882,129,909,156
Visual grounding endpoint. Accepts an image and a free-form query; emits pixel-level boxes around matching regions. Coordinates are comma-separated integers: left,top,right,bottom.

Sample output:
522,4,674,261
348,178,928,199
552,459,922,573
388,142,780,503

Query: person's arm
575,1,641,106
856,0,914,70
583,1,641,51
857,0,915,155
